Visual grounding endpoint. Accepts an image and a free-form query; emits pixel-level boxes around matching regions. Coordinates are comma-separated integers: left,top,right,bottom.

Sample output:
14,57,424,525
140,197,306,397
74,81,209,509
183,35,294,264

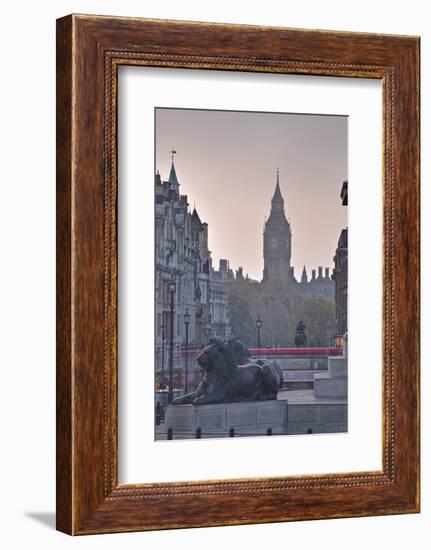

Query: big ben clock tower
262,170,293,282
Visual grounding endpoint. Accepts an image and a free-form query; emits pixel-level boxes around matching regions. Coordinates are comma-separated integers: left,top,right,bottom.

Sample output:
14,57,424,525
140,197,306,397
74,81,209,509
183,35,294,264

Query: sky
155,108,347,281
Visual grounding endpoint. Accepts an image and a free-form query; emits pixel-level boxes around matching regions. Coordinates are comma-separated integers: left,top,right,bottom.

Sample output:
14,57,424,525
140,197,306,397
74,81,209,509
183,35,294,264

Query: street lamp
160,321,166,378
206,313,212,345
256,314,263,349
167,280,176,405
184,308,191,393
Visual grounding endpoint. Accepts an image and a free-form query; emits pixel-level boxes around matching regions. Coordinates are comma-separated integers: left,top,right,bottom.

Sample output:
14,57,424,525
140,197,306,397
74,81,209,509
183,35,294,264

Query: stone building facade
262,170,335,300
333,181,348,337
155,157,231,371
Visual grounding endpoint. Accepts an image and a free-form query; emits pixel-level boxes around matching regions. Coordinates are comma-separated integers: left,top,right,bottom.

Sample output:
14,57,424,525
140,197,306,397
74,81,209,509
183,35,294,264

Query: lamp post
206,313,212,345
256,314,263,349
167,280,176,405
160,322,166,378
184,308,190,393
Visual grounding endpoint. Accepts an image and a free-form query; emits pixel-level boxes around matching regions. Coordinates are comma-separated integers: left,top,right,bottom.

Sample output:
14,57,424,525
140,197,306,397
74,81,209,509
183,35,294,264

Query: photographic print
56,16,420,533
154,107,348,441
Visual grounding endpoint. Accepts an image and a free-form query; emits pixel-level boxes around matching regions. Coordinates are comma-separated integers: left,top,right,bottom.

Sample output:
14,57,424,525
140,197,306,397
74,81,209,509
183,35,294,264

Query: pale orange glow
155,108,347,281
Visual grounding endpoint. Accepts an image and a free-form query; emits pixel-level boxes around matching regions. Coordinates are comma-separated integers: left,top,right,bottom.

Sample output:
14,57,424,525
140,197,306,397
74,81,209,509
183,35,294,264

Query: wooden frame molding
56,14,420,535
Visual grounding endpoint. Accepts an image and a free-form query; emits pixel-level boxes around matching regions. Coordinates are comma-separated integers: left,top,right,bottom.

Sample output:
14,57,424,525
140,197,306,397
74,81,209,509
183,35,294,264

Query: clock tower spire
262,170,293,282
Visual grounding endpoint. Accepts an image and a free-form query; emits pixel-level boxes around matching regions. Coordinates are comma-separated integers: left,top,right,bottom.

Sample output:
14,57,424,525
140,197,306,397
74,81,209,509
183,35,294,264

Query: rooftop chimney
219,259,228,272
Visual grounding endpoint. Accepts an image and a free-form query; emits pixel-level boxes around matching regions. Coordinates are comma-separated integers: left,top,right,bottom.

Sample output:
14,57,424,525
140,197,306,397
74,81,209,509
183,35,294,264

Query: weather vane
170,148,177,163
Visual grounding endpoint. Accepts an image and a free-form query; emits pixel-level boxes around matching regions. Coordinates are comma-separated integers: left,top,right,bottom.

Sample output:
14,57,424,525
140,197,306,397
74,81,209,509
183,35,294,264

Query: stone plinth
314,373,347,398
328,357,347,378
314,336,348,399
165,400,288,438
155,389,184,407
287,403,347,434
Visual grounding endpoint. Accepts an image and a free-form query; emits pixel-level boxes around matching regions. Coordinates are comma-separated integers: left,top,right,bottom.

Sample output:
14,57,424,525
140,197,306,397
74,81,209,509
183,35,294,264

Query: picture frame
56,14,420,535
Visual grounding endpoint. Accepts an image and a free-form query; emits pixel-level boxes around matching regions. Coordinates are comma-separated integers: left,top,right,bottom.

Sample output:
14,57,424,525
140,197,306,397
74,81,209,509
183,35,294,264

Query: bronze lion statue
173,339,283,405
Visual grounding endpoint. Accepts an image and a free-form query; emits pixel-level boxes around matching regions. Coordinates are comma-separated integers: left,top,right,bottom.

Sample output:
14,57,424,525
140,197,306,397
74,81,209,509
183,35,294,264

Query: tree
226,279,336,348
227,279,303,347
296,298,336,347
225,280,256,346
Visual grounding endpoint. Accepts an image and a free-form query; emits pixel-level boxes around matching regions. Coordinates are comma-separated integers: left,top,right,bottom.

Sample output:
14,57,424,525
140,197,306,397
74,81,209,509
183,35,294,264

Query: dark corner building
333,181,348,340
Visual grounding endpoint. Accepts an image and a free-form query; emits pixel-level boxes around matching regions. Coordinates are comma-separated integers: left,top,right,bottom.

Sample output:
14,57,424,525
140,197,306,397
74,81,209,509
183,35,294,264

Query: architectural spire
168,148,179,186
271,168,284,206
191,206,203,228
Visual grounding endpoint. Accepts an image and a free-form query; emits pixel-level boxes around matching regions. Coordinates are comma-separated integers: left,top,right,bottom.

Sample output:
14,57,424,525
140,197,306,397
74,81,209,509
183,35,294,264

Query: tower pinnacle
168,148,179,186
271,169,284,208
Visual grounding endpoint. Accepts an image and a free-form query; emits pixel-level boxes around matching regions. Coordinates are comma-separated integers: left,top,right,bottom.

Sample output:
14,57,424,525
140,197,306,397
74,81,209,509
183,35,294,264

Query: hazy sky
155,108,347,281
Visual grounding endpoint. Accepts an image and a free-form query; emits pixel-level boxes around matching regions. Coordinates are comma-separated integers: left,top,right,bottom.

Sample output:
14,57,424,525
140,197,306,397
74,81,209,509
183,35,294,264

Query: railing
158,426,315,439
161,426,279,440
249,347,342,356
176,347,342,359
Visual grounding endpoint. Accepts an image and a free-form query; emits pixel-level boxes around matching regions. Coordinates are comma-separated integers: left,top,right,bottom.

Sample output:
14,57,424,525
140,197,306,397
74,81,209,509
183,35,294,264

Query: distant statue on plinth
173,339,283,405
295,321,307,348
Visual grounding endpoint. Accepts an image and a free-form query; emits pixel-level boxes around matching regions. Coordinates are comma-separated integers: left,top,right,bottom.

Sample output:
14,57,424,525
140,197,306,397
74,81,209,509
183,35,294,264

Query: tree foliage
226,279,335,348
296,297,336,347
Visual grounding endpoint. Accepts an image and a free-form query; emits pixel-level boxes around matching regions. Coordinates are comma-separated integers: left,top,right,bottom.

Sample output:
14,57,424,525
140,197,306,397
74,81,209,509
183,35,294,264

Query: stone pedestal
287,403,347,434
165,400,288,438
155,389,184,407
314,336,348,398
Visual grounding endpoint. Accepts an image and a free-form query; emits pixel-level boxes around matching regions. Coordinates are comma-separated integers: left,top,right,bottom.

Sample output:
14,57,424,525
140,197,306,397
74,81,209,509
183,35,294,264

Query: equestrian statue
294,320,307,348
